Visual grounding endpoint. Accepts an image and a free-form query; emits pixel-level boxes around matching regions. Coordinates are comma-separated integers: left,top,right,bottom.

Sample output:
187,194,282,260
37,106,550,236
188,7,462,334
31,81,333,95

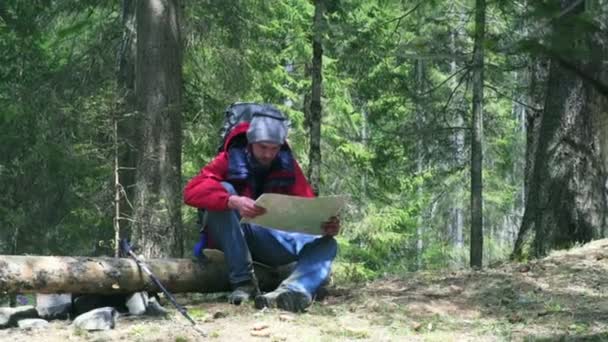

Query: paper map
240,194,348,235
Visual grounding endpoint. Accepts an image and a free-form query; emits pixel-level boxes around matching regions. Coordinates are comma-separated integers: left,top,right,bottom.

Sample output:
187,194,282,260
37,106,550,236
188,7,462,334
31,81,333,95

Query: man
184,104,339,312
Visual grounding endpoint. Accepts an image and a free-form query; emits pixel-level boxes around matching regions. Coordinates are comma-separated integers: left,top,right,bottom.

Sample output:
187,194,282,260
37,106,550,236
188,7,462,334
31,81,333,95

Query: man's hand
321,216,340,237
228,195,266,218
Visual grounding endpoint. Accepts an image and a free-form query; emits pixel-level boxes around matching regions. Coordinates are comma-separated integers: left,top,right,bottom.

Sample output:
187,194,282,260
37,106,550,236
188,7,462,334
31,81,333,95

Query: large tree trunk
307,0,324,195
514,0,607,257
115,0,138,242
511,0,552,258
0,251,290,294
132,0,183,258
511,57,550,257
469,0,486,269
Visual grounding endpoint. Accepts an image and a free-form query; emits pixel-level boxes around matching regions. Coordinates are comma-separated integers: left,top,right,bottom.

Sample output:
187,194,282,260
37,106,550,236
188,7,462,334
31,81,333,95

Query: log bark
0,250,290,295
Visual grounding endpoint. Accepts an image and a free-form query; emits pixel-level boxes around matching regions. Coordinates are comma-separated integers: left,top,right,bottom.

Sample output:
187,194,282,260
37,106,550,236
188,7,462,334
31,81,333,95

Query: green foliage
0,1,120,255
4,0,593,277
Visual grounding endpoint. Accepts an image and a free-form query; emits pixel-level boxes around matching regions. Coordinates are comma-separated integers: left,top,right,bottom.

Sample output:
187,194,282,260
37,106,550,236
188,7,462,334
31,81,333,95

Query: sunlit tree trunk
132,0,183,258
470,0,486,269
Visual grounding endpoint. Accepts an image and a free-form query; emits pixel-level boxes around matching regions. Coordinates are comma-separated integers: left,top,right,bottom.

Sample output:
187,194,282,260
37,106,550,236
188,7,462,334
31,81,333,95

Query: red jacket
184,123,314,211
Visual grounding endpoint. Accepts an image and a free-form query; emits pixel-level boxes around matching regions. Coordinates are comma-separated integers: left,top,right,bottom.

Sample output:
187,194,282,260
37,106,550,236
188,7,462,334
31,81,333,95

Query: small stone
411,321,423,331
213,311,228,319
250,329,271,337
36,293,72,320
126,292,148,316
72,307,118,331
252,323,269,331
18,318,49,329
278,314,294,322
0,306,39,329
145,297,168,317
508,313,524,323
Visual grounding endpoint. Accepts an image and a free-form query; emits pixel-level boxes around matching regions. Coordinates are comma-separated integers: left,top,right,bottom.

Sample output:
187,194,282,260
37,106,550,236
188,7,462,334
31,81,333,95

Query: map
240,194,348,235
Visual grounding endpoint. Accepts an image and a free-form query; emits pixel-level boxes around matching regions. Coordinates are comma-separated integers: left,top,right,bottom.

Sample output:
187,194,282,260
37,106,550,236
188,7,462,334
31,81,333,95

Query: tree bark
470,0,486,269
116,0,138,238
511,0,551,258
132,0,183,258
515,0,607,257
448,7,467,258
307,0,324,195
511,58,550,257
0,251,291,294
415,59,425,270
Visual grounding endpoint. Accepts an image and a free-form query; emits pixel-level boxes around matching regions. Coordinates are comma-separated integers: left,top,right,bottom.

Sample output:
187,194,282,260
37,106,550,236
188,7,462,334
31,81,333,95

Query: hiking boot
228,279,260,305
254,288,312,313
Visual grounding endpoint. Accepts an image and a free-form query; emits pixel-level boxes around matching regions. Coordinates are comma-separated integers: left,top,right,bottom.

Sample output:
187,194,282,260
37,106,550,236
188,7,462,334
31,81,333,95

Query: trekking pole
119,239,207,337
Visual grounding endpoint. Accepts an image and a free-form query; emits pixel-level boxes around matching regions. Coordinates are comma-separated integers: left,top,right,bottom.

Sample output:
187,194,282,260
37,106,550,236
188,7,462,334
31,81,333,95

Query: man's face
250,142,281,167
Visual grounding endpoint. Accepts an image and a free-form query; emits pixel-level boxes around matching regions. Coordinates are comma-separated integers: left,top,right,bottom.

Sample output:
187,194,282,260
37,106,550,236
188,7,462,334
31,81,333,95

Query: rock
250,329,271,337
212,311,228,319
36,293,72,320
72,307,118,331
411,321,423,331
18,318,49,329
126,292,148,315
518,264,531,273
278,314,294,322
145,297,168,317
252,323,269,331
0,306,39,329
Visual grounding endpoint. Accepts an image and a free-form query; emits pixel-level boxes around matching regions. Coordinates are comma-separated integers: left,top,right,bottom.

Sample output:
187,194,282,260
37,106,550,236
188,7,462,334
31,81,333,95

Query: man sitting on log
183,104,340,312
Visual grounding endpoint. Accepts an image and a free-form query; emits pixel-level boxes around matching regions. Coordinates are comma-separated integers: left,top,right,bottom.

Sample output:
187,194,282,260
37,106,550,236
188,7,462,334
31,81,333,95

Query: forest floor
3,239,608,341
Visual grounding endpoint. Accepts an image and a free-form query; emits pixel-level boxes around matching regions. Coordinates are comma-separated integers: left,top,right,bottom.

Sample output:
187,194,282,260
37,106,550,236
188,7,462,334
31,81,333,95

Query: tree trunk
511,57,550,257
307,0,324,195
415,59,425,270
448,10,466,258
116,0,138,241
0,251,290,294
470,0,486,269
515,0,607,257
132,0,183,258
511,0,551,258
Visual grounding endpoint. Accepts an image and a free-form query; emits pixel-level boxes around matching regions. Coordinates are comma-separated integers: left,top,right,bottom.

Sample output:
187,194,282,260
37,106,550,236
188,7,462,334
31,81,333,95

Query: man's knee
220,181,237,195
317,236,338,259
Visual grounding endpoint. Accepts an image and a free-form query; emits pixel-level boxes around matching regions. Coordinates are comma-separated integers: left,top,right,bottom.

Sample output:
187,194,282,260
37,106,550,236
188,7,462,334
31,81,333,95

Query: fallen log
0,250,291,294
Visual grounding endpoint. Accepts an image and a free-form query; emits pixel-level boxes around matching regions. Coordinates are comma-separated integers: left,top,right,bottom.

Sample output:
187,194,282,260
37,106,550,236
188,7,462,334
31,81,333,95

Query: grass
321,326,370,339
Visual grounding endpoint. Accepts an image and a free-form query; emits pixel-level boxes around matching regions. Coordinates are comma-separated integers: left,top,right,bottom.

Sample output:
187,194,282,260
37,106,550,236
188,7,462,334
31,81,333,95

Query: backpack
194,102,288,257
217,102,288,152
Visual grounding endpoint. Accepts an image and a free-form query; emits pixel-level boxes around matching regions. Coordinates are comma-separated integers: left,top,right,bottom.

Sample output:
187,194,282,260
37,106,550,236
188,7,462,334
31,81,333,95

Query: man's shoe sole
254,291,311,312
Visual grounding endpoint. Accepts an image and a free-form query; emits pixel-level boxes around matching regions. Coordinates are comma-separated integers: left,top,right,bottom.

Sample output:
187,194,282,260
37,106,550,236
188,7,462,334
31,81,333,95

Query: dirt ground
2,239,608,341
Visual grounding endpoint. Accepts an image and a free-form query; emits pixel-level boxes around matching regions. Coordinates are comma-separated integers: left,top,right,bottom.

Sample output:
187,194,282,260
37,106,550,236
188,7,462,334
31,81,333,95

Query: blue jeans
205,182,337,297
